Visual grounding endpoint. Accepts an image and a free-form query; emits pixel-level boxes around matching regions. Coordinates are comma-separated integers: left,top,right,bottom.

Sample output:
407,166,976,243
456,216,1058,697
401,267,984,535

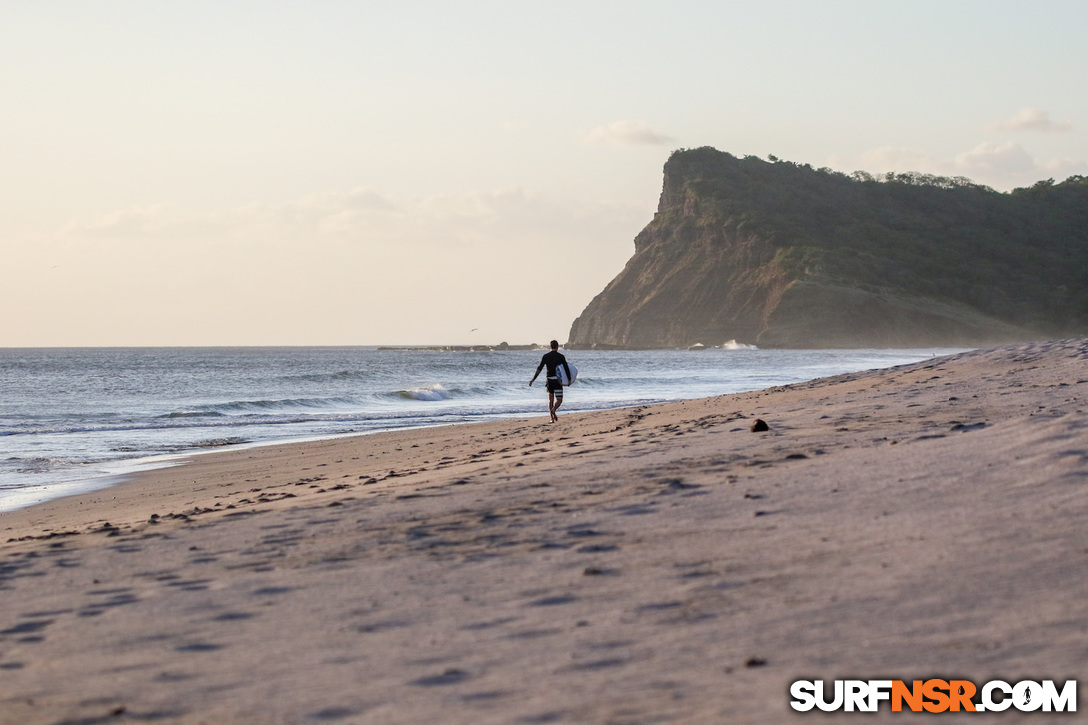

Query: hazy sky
4,1,1087,346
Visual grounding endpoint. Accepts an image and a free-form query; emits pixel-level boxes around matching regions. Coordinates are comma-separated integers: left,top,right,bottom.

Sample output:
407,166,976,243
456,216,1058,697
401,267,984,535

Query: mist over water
0,346,960,512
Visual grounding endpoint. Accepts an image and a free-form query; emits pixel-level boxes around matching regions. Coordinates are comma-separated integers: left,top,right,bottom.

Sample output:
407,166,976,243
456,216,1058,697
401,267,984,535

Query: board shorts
546,377,564,398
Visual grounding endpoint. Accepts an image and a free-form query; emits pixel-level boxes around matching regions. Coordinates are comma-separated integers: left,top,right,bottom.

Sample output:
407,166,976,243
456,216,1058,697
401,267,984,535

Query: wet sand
2,339,1087,724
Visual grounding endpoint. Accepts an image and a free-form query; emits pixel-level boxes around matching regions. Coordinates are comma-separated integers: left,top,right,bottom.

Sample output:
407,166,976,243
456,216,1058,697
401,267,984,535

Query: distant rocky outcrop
568,147,1088,349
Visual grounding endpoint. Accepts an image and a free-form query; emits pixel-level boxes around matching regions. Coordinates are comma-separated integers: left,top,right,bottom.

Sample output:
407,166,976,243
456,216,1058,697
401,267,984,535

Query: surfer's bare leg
548,391,558,422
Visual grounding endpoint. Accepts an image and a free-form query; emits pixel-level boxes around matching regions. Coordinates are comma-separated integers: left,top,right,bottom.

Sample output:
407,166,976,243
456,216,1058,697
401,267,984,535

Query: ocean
0,345,960,513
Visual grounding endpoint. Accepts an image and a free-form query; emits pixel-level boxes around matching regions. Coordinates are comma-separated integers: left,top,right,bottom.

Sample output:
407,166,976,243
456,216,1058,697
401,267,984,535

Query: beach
2,338,1086,723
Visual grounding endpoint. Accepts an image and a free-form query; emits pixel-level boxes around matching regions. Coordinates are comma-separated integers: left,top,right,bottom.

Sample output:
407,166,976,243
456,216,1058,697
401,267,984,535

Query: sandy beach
2,338,1087,724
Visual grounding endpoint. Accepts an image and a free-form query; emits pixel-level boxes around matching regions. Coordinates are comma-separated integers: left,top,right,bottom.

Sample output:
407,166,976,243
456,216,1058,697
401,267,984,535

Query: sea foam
397,384,451,402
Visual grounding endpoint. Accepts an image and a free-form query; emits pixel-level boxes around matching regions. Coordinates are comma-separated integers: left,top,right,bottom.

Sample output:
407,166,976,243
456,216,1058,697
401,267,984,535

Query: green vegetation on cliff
568,147,1088,349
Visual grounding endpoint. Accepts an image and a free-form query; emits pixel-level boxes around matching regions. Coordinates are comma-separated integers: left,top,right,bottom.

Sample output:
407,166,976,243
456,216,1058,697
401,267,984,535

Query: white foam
399,384,451,401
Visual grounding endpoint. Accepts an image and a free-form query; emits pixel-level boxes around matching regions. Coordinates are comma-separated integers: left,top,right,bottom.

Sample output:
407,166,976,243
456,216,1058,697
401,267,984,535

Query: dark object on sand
750,419,769,432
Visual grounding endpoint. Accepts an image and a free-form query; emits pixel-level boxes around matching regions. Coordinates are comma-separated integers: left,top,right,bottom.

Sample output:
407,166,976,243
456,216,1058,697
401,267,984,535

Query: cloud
581,120,674,147
1037,156,1088,179
954,141,1037,175
39,186,650,345
62,204,173,238
987,108,1074,134
857,146,944,173
58,186,647,254
849,141,1087,191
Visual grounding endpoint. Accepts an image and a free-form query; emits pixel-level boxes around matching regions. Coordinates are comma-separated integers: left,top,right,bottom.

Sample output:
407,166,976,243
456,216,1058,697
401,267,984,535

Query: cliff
568,148,1088,348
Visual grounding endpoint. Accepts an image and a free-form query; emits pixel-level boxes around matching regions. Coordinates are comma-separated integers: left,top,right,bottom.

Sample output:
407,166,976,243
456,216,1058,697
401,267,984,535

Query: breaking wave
395,384,452,402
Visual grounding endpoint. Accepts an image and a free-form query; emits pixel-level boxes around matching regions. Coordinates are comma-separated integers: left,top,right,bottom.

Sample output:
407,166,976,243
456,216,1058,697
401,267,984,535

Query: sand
2,339,1087,724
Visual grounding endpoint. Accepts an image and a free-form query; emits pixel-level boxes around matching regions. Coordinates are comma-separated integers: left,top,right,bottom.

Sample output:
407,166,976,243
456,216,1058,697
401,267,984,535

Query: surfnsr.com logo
790,679,1077,713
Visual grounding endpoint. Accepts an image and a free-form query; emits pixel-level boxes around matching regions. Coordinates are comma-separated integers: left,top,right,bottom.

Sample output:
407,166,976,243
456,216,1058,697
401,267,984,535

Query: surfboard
558,361,578,386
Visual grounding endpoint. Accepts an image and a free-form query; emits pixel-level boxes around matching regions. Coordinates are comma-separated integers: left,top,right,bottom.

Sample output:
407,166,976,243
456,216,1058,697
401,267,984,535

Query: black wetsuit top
534,350,571,382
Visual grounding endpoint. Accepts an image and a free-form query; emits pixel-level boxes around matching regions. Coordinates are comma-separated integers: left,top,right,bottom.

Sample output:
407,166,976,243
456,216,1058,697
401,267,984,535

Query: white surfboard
558,361,578,386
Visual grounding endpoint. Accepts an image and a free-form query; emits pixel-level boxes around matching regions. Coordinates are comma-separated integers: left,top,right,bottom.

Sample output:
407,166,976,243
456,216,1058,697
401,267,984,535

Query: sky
3,1,1087,347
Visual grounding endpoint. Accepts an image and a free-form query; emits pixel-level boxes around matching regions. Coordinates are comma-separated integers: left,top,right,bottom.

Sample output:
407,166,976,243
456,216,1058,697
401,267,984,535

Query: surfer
529,340,572,423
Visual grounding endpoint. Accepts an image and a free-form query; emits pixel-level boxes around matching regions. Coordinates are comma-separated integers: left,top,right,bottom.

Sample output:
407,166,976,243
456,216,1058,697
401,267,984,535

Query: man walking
529,340,572,423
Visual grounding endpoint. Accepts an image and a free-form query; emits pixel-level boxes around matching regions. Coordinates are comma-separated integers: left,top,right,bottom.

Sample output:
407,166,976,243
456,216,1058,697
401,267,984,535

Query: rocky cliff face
567,211,794,348
568,148,1085,349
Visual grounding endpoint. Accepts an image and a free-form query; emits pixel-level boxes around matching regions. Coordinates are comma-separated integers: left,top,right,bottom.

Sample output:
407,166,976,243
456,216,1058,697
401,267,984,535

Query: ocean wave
163,410,227,419
190,437,250,448
5,414,329,437
395,384,452,402
383,382,507,402
568,376,678,388
197,397,358,413
2,456,69,474
281,370,370,383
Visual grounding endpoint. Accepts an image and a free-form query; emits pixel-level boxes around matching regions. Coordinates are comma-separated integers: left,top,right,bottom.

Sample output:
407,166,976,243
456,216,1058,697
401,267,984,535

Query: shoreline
2,339,1087,723
0,405,655,517
1,346,955,518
